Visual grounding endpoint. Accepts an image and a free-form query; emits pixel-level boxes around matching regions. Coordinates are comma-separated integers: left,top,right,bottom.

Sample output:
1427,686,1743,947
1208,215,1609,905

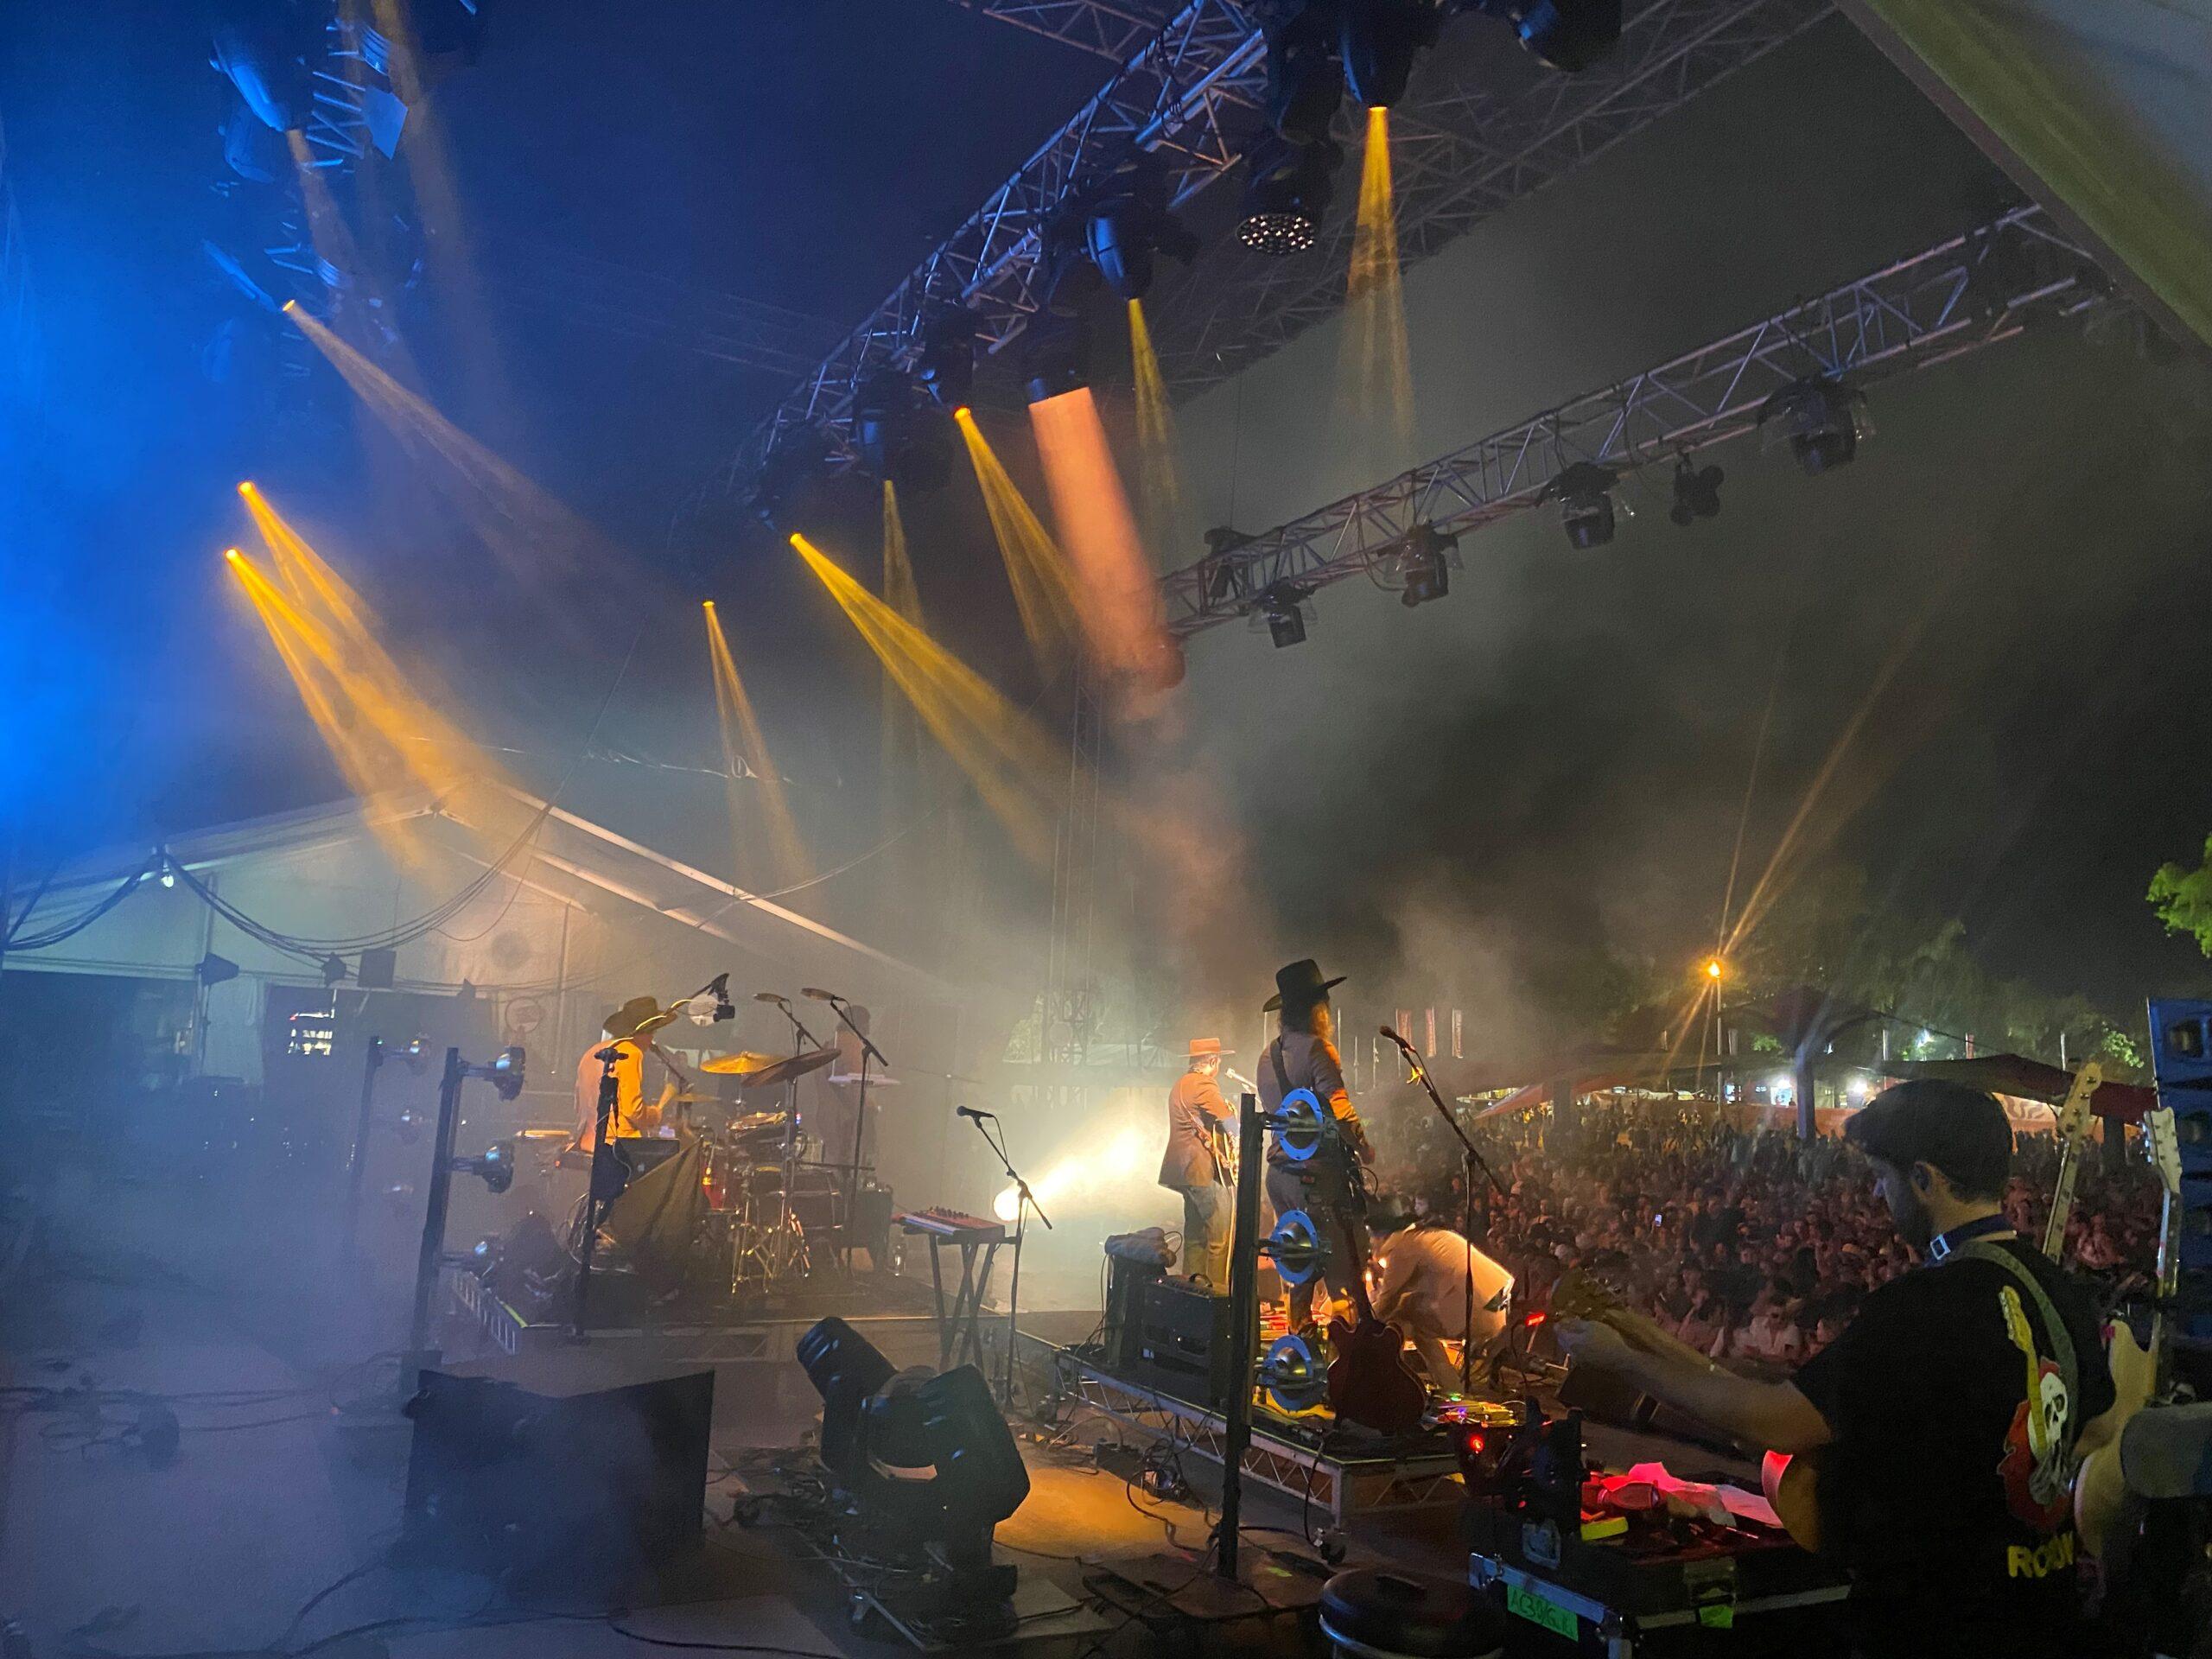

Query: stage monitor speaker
357,947,397,990
400,1357,713,1588
1135,1274,1235,1408
1103,1229,1172,1375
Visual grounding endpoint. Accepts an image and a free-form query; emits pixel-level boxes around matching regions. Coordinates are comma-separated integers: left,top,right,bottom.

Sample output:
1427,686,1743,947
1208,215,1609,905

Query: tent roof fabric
1884,1053,2154,1123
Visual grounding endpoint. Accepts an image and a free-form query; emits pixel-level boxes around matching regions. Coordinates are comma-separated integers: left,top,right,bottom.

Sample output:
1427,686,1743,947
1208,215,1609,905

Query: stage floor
0,1227,1473,1659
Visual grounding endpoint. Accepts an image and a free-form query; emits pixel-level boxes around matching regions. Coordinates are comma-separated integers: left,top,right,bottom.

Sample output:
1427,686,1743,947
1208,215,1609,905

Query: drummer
573,995,680,1153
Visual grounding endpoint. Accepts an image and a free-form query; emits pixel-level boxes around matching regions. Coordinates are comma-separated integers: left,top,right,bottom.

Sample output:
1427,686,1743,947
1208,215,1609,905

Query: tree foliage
2148,835,2212,958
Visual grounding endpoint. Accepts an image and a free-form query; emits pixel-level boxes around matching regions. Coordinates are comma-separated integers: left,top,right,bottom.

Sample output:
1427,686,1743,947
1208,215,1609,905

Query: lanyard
1924,1213,2015,1264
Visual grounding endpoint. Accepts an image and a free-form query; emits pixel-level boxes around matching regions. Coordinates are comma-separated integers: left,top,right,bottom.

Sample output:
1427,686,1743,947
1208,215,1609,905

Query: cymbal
827,1073,898,1086
517,1128,574,1142
703,1046,841,1090
727,1110,790,1137
665,1092,726,1107
699,1050,786,1076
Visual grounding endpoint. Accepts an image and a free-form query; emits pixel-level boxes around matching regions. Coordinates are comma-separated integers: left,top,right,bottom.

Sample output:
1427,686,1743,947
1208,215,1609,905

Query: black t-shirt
1793,1237,2115,1659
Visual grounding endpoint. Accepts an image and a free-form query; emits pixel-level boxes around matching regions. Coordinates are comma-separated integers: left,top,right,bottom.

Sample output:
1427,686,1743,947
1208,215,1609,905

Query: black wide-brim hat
1263,957,1346,1013
604,995,665,1040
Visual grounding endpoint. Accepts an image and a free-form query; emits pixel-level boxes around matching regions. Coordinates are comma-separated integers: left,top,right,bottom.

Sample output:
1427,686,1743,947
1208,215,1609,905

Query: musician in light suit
1159,1038,1236,1292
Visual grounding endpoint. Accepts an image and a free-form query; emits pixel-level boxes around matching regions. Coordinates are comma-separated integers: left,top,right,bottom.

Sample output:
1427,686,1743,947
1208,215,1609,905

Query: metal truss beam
1148,0,1834,392
945,0,1173,61
1160,204,2107,639
676,0,1268,521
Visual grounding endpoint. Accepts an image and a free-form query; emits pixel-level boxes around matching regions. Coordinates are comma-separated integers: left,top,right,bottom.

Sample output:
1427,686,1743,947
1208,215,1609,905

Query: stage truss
677,0,1832,517
1158,202,2108,637
1033,1341,1465,1528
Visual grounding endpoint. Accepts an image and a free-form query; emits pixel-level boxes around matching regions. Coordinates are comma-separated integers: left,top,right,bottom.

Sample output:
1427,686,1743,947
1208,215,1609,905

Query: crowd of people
1369,1091,2162,1371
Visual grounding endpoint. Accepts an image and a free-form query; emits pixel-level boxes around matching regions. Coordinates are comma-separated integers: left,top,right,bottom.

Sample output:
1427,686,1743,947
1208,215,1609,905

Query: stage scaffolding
676,0,1826,514
1157,202,2108,638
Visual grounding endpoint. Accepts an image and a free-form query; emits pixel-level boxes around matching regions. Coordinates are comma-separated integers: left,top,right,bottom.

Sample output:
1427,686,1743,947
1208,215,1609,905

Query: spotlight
210,15,318,132
1543,461,1619,549
855,371,956,494
1022,321,1090,404
1041,158,1197,306
1262,3,1347,144
197,953,241,988
1256,581,1313,648
746,423,831,531
452,1140,518,1196
913,308,979,411
1388,522,1455,607
1201,527,1251,604
1758,377,1863,475
1669,454,1724,526
796,1318,1030,1607
461,1046,528,1101
1340,0,1446,111
1238,134,1341,257
1484,0,1623,73
321,955,348,987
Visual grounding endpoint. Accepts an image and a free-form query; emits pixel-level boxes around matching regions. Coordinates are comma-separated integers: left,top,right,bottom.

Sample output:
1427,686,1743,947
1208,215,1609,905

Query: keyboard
894,1206,1007,1243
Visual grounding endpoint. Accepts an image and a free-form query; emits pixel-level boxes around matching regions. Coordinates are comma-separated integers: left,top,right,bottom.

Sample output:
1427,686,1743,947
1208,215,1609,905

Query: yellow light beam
702,600,810,891
1341,106,1414,459
953,407,1082,673
1128,298,1184,536
791,532,1065,863
880,482,922,804
230,491,529,860
283,302,598,581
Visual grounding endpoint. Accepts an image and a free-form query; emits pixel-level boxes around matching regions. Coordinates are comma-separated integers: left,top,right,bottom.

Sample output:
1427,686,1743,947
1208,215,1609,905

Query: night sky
5,3,2210,1031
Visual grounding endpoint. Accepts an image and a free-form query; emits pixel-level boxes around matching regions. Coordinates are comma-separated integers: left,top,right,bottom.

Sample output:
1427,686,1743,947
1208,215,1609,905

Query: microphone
801,987,839,1002
753,991,789,1005
1380,1025,1415,1051
956,1106,997,1122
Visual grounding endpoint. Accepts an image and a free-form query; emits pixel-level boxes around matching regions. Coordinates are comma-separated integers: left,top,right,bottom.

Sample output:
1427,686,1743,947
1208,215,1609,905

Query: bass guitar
2041,1060,2104,1260
2074,1104,2183,1560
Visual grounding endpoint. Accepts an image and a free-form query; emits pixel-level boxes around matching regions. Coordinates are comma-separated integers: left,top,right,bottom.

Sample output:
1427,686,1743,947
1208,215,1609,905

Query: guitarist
1157,1037,1237,1291
1257,959,1374,1333
1557,1080,2120,1659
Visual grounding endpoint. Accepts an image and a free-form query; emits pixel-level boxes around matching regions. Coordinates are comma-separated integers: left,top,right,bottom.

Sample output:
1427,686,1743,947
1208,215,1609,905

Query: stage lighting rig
1758,376,1864,475
1458,0,1623,73
321,955,349,987
746,423,832,530
1341,0,1446,111
1669,454,1724,526
1255,581,1316,647
211,13,319,132
796,1318,1030,1621
1382,521,1456,607
855,371,956,496
1022,320,1090,404
1040,158,1198,307
1238,133,1342,257
912,308,979,411
1542,461,1620,549
1260,1,1347,144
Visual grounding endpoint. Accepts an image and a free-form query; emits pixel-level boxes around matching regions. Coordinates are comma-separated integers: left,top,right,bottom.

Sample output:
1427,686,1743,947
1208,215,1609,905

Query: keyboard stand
920,1232,1001,1372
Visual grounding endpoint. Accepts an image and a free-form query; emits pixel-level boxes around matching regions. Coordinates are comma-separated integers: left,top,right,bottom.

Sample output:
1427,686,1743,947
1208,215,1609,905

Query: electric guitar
2074,1105,2183,1560
2041,1060,2104,1260
1552,1268,1826,1548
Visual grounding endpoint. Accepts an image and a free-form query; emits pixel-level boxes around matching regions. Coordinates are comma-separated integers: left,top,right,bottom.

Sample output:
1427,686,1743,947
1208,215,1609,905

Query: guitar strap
1950,1239,2082,1455
1268,1037,1291,1099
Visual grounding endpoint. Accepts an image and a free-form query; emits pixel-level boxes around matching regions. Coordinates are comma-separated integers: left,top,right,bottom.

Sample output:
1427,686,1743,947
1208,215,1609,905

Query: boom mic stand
816,991,887,1273
962,1109,1052,1407
1383,1027,1508,1397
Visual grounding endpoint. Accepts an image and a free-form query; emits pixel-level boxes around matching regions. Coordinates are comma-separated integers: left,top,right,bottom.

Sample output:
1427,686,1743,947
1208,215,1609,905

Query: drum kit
555,1007,853,1300
688,1045,842,1293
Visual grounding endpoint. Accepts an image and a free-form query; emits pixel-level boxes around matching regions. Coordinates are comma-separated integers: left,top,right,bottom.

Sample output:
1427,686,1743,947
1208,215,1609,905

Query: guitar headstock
2053,1060,2103,1146
1551,1268,1629,1325
2144,1106,2183,1199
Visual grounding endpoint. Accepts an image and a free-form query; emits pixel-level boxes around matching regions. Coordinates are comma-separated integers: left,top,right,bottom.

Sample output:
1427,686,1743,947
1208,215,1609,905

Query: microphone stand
1387,1032,1507,1397
963,1110,1052,1407
822,995,888,1274
763,998,828,1161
